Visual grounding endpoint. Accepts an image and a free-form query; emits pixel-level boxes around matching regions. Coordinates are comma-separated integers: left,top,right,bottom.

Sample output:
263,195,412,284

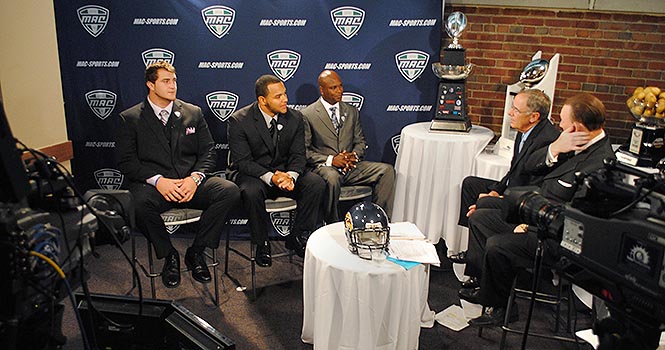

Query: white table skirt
392,122,494,253
473,151,511,181
302,222,434,350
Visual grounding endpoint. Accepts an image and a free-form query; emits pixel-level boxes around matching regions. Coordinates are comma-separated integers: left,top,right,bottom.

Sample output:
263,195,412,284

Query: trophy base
616,148,665,168
617,124,665,167
429,119,471,133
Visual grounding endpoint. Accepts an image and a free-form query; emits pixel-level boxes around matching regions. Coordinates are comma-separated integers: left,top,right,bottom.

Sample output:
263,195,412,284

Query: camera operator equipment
0,102,98,349
505,158,665,350
502,187,567,350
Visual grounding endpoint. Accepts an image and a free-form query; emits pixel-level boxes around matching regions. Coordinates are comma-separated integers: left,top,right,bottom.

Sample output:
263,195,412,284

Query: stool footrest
501,326,580,343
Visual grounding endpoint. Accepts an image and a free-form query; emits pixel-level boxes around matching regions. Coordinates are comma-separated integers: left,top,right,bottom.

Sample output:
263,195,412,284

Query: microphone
174,111,181,118
340,113,346,128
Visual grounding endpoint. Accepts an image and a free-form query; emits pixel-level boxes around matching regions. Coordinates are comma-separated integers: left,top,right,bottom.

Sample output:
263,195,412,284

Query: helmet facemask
348,225,390,260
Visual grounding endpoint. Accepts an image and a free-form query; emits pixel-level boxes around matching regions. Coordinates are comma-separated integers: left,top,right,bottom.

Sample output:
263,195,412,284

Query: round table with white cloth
473,151,511,182
391,122,494,254
301,222,435,350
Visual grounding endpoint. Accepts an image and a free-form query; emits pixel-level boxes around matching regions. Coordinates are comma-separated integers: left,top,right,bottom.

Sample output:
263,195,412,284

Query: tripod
519,230,546,350
516,227,575,350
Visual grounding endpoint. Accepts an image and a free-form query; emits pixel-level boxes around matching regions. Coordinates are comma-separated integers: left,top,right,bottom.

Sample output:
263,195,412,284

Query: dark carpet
58,237,595,349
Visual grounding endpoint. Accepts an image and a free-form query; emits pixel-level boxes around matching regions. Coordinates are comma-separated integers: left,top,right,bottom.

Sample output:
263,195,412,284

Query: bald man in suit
301,70,395,223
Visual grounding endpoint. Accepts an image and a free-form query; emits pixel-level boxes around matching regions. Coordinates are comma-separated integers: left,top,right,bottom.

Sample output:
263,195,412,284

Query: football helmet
344,201,390,260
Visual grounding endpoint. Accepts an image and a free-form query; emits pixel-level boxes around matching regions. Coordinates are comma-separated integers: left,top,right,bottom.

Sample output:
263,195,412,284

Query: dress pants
313,161,395,223
130,176,241,259
234,171,325,244
478,231,561,307
458,176,498,227
465,196,516,278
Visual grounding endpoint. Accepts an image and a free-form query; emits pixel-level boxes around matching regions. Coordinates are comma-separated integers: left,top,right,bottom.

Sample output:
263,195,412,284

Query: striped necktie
159,109,169,126
329,107,339,131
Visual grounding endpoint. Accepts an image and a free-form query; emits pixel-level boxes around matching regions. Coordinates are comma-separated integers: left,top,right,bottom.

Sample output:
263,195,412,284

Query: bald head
318,70,343,105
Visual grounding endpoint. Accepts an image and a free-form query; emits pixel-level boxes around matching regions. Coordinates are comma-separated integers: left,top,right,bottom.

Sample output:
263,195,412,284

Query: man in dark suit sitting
458,93,617,326
301,70,395,223
227,75,325,267
453,89,560,288
117,61,241,288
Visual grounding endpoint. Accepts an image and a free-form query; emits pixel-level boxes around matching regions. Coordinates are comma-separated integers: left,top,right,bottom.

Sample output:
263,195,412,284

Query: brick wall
444,5,665,143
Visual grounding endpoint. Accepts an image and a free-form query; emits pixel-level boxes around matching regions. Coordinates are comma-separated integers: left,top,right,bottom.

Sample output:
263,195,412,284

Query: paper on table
389,222,427,240
388,239,441,266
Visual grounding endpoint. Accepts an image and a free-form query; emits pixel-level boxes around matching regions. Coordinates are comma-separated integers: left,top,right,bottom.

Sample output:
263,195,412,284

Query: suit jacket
301,100,366,166
227,102,307,180
489,119,561,194
116,98,216,183
526,135,615,204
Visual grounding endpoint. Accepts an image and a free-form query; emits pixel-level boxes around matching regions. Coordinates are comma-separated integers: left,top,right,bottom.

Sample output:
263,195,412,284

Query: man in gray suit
302,70,395,223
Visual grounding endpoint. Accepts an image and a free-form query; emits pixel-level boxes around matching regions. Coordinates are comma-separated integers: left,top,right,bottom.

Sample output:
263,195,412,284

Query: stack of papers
387,222,441,267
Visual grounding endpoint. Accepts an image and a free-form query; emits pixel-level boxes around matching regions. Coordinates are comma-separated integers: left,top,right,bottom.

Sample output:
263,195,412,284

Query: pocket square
557,179,573,188
185,126,196,135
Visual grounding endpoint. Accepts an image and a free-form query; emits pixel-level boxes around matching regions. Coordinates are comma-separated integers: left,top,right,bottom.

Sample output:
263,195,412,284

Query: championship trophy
430,11,474,132
616,86,665,167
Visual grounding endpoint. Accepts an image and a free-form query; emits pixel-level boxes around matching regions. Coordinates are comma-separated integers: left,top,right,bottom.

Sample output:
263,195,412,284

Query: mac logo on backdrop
267,49,301,81
142,48,175,67
342,92,364,111
330,6,365,40
206,91,239,122
395,50,429,83
77,5,109,37
270,211,292,237
391,135,401,155
201,5,235,38
85,90,116,120
94,168,124,190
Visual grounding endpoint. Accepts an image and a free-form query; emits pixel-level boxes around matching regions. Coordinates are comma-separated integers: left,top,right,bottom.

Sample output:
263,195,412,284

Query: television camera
505,158,665,350
0,101,96,349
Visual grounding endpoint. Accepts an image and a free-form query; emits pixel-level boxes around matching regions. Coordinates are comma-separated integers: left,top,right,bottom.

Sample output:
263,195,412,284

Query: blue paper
386,256,421,270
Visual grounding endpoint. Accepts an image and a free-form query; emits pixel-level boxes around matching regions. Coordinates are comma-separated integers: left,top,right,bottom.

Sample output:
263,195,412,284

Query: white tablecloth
473,152,511,181
392,122,494,253
301,222,434,350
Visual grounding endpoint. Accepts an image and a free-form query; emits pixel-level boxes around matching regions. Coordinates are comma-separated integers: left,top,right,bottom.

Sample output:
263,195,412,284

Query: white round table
301,222,434,350
473,151,511,181
391,122,494,254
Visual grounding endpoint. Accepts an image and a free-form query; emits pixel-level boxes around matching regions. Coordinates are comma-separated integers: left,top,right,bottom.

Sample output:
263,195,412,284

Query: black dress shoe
285,233,307,258
162,250,181,288
458,287,482,304
468,304,519,327
461,276,480,289
255,241,272,267
448,251,468,264
185,248,212,284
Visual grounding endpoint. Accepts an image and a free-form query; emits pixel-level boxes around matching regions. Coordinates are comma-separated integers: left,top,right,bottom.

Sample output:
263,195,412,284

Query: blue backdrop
54,0,441,236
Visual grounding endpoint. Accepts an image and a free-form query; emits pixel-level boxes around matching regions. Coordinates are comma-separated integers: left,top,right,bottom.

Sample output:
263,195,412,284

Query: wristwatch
190,174,202,186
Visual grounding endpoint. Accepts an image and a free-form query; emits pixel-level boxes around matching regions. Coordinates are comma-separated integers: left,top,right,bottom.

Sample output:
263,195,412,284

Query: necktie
518,137,526,154
159,109,169,126
270,118,278,146
329,107,339,131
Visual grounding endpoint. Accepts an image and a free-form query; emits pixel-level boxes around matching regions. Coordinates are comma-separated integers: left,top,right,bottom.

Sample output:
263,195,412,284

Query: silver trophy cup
446,12,467,49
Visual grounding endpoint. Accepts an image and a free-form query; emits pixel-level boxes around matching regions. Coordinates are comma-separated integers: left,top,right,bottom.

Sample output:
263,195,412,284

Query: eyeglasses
510,105,532,115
